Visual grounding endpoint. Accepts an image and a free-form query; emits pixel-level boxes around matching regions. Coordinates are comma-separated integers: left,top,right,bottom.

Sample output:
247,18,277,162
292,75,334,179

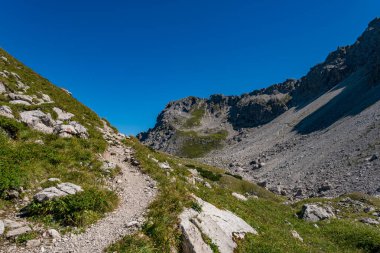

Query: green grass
182,107,205,128
23,188,118,227
185,164,222,181
177,130,228,158
14,231,38,244
108,138,380,253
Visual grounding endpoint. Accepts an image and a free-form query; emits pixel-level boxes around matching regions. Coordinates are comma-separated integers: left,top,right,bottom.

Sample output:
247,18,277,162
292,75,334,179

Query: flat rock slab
6,226,31,238
180,195,257,253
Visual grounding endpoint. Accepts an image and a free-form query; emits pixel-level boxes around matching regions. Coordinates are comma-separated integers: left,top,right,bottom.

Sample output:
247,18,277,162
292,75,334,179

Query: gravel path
2,124,157,253
50,143,157,253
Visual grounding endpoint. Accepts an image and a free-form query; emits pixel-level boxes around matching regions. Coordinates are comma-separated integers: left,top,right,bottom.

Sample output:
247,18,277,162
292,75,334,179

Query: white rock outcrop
0,81,6,94
180,196,257,253
158,161,171,170
232,192,248,201
6,226,31,238
53,107,74,120
20,110,56,134
8,93,33,104
34,183,83,202
70,121,89,139
9,100,31,105
300,204,335,222
0,105,14,118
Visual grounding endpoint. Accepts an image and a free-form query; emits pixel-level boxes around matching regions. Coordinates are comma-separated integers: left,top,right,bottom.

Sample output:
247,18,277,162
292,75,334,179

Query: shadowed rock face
140,18,380,197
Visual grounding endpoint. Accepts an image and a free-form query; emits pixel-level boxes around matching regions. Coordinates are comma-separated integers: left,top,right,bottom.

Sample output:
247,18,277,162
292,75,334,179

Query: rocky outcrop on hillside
180,195,257,253
140,18,380,198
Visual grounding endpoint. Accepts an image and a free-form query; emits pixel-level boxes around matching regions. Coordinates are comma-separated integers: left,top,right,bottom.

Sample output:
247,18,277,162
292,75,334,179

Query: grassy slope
176,130,228,158
182,107,205,128
0,48,118,229
108,138,380,253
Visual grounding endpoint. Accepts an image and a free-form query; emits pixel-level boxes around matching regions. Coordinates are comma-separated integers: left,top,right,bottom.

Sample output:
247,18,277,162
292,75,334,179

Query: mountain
1,22,380,252
139,18,380,198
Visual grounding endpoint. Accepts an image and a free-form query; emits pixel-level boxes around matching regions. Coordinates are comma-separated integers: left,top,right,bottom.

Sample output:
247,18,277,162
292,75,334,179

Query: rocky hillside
1,35,380,253
0,48,157,252
139,18,380,198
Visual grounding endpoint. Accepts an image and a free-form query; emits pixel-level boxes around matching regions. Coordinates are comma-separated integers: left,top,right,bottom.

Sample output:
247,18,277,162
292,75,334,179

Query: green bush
24,188,118,227
0,116,25,139
195,167,222,182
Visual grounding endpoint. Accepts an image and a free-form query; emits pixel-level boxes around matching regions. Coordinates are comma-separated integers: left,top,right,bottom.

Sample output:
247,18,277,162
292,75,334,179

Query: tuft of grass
14,231,38,244
194,166,222,182
191,201,202,213
107,233,157,253
177,130,228,158
23,188,118,227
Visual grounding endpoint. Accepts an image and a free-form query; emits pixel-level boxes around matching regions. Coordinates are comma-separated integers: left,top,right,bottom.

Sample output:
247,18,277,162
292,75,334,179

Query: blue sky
0,1,379,135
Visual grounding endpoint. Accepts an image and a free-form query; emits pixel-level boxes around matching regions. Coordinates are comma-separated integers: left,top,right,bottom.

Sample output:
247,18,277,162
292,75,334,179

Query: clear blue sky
0,1,379,135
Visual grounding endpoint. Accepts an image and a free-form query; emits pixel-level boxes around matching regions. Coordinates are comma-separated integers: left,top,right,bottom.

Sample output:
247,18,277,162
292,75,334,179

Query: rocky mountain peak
140,18,380,198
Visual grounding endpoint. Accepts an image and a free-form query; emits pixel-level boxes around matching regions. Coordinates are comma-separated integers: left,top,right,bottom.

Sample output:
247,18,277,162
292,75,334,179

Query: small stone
126,221,139,228
204,182,212,189
291,230,303,242
158,162,171,170
6,189,19,199
47,229,61,239
232,192,248,201
48,178,61,182
26,239,41,248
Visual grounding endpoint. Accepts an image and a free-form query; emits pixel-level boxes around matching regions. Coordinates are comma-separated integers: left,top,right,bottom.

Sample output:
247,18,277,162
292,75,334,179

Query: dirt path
50,142,156,253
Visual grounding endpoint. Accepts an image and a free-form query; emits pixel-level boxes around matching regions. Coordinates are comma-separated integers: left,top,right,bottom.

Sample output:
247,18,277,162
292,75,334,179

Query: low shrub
24,188,118,227
195,167,222,182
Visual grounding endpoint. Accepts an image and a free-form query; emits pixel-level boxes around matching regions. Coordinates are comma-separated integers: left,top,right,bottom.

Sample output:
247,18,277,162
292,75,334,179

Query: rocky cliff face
139,18,380,198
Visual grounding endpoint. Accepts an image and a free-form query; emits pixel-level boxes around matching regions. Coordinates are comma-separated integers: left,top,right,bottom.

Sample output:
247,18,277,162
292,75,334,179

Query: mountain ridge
139,17,380,198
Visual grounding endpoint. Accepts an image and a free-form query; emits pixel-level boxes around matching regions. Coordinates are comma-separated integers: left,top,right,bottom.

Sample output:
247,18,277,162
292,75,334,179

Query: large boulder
54,124,77,138
300,204,335,222
34,183,83,202
70,121,89,139
180,210,214,253
180,196,257,253
53,121,88,139
20,110,56,134
53,107,74,121
0,105,14,118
